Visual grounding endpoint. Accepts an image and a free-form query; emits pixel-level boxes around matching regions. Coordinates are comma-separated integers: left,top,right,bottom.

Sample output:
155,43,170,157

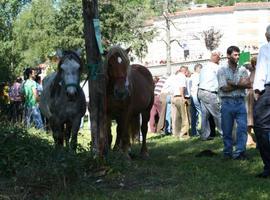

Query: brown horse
104,46,154,159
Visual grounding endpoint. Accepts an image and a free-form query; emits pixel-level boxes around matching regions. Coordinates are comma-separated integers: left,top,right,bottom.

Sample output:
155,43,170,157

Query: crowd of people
0,68,44,129
149,24,270,178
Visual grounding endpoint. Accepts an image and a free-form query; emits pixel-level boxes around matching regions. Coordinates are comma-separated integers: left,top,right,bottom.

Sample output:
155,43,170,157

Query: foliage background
0,0,268,81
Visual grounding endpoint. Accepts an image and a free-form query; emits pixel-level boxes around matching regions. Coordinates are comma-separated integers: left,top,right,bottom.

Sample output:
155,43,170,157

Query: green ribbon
87,63,102,80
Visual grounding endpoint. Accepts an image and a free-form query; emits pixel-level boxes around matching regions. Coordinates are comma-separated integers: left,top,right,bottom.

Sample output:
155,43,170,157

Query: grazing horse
104,46,154,159
39,50,86,151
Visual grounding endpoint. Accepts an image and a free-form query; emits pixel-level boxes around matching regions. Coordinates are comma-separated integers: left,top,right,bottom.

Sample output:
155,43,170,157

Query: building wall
142,3,270,76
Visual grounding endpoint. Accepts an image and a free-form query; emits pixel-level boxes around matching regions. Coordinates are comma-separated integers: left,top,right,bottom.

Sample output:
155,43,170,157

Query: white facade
142,2,270,76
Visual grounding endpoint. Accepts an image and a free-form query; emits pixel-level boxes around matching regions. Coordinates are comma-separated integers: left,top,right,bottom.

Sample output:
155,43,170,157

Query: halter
64,82,80,90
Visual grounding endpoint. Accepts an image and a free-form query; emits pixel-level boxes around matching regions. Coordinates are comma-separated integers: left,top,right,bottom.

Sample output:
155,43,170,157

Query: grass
0,120,270,200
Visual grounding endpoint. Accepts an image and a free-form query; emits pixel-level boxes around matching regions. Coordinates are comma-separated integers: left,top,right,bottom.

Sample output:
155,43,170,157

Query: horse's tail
130,114,141,144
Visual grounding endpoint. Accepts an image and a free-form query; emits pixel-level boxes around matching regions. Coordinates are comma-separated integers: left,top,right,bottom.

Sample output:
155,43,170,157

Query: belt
199,88,217,94
221,96,244,99
174,95,183,97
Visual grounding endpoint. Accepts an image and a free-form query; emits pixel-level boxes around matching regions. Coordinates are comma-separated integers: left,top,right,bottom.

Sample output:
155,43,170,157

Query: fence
146,53,258,77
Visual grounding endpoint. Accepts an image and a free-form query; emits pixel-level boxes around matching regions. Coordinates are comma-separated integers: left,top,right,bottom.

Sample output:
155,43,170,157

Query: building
142,2,270,76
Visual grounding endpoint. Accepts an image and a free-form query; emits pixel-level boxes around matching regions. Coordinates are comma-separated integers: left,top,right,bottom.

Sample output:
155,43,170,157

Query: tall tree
100,0,155,59
53,0,84,50
13,0,56,69
203,27,223,51
0,0,31,81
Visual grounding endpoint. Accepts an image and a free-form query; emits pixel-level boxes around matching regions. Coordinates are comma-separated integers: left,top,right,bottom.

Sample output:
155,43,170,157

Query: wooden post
82,0,108,158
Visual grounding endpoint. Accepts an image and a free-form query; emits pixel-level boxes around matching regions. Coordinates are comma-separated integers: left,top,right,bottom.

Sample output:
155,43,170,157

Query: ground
0,121,269,200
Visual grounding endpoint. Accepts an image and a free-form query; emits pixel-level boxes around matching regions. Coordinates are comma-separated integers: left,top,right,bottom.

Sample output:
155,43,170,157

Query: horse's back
131,64,153,85
129,64,154,113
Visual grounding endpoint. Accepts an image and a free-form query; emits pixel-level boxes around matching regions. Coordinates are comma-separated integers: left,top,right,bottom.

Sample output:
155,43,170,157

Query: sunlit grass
1,120,270,200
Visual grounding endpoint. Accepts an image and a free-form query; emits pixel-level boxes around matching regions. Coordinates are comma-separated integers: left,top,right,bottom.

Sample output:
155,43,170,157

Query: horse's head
56,49,82,99
105,46,131,100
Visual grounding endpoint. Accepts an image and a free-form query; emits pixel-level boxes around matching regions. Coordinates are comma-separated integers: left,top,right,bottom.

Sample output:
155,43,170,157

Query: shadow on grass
0,121,97,199
1,120,270,200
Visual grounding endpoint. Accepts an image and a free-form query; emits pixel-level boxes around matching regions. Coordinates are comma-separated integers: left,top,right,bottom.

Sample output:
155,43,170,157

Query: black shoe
201,136,214,141
223,154,232,160
233,152,248,160
256,172,270,178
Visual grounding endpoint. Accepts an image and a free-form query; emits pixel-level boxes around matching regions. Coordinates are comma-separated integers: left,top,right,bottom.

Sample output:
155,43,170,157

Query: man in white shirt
198,51,223,140
171,66,189,139
253,24,270,178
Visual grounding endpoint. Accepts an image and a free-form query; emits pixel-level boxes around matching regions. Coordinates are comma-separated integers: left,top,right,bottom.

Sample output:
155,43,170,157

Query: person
21,68,44,129
198,51,223,141
149,76,162,133
9,77,23,123
189,63,202,137
157,75,172,135
184,69,192,132
244,57,257,146
171,66,189,139
253,24,270,178
217,46,251,160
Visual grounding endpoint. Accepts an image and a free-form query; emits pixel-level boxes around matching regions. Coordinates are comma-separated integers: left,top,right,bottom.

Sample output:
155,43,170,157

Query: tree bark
82,0,108,158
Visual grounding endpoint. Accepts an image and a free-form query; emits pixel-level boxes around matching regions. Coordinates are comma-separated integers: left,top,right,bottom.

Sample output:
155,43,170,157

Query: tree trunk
82,0,108,158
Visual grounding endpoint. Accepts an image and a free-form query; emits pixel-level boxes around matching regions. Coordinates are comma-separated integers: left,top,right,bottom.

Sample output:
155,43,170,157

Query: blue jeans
221,97,247,156
25,105,44,129
165,95,172,134
190,95,201,136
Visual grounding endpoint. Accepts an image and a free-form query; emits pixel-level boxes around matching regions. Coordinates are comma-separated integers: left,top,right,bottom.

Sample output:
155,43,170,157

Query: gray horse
39,50,86,151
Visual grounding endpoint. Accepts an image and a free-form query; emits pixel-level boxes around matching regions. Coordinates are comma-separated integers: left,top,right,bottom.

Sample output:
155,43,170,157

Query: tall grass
0,121,269,200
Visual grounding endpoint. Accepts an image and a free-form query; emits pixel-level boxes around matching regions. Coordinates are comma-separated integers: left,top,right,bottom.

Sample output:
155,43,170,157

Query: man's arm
227,77,252,90
32,86,39,102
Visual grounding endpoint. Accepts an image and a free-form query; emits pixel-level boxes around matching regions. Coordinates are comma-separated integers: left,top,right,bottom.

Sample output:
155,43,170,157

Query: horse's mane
104,46,131,80
51,50,83,98
105,46,130,67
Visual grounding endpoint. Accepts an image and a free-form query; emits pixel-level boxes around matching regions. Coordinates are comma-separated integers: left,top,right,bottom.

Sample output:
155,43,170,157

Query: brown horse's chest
107,96,129,113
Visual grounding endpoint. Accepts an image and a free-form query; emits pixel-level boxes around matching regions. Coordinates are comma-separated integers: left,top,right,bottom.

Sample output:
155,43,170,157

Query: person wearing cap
253,24,270,178
198,50,223,141
217,46,251,160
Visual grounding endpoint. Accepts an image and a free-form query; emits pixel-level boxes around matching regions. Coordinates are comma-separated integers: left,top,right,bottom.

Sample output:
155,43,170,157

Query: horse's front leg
70,117,81,152
120,115,131,159
65,122,72,149
50,118,64,148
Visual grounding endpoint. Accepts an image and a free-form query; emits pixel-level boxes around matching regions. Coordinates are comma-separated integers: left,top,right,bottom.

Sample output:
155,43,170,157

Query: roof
148,2,270,24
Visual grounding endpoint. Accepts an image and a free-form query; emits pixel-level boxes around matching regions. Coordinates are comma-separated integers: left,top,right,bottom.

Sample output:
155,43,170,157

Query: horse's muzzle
66,88,78,100
114,88,129,100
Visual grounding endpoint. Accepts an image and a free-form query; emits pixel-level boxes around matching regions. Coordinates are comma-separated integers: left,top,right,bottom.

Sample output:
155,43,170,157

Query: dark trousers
254,129,270,173
254,87,270,174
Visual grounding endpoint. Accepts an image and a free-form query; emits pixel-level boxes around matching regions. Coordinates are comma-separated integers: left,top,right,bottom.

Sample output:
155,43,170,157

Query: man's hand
254,89,261,101
238,77,252,88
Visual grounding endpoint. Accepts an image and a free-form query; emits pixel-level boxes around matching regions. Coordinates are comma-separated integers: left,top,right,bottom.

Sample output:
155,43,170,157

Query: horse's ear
125,47,131,54
75,49,82,57
56,49,64,58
